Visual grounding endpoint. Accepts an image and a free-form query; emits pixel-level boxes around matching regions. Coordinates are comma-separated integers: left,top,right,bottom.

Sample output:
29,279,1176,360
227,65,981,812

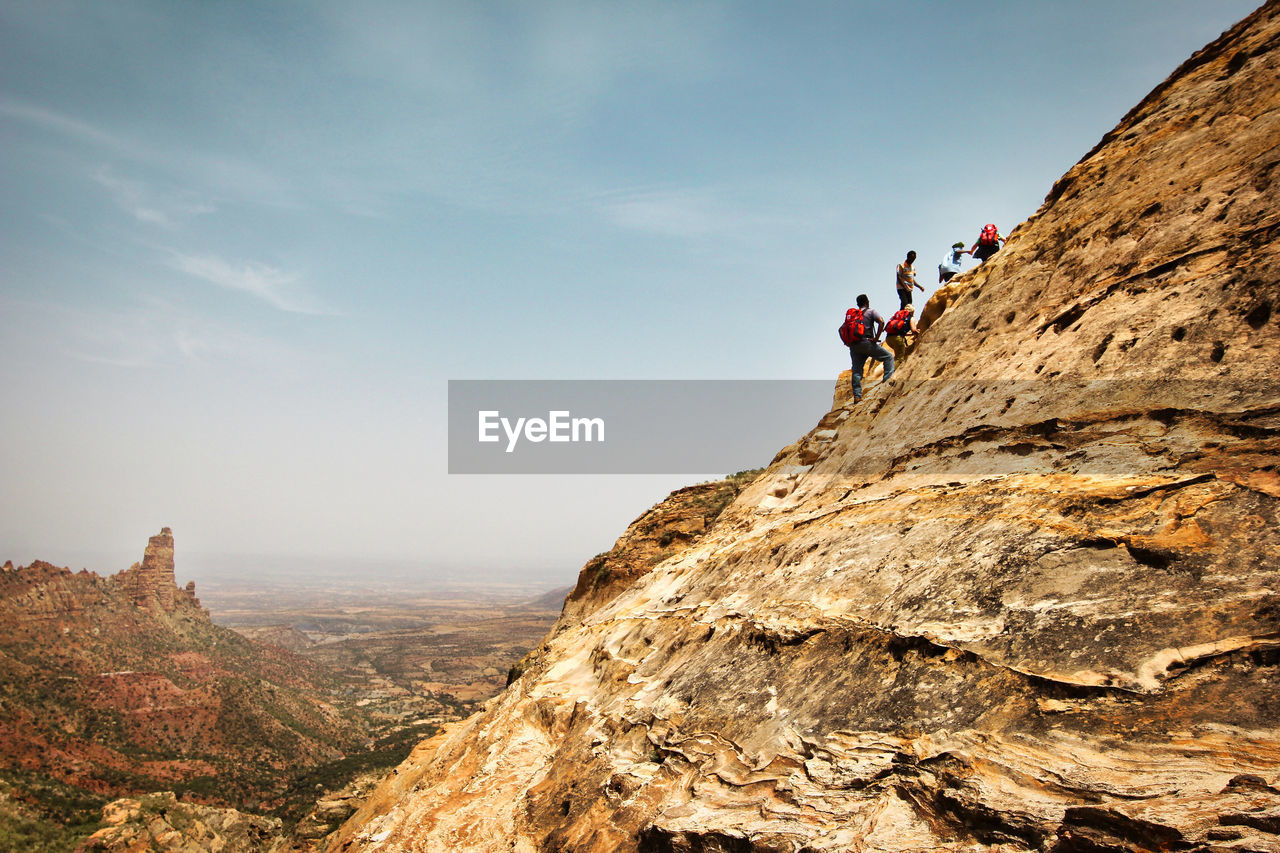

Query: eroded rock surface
330,4,1280,851
561,473,764,626
116,528,186,612
0,530,369,811
77,792,282,852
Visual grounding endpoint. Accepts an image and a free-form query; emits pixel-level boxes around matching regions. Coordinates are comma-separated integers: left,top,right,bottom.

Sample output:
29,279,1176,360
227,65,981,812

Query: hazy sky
1,0,1261,586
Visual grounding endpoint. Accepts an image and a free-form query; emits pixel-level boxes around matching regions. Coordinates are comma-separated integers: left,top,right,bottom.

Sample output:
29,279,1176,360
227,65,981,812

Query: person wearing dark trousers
896,250,924,309
848,293,894,403
969,224,1006,263
939,242,968,283
883,304,919,366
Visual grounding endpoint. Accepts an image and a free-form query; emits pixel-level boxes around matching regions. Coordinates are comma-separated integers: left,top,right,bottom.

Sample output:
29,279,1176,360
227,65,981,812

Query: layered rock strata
116,527,184,611
561,473,763,626
0,530,368,811
331,4,1280,851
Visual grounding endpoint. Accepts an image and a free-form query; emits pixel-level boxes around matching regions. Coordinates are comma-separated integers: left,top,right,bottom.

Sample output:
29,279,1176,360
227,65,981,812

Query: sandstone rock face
77,792,282,852
115,527,197,612
278,774,385,852
330,5,1280,852
561,474,762,627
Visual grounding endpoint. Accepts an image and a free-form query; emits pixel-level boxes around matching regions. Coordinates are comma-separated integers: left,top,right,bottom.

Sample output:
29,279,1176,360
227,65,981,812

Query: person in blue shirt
938,241,968,284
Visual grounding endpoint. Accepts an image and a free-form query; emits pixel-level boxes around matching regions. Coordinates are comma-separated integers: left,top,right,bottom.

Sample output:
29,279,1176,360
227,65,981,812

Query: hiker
896,250,925,309
969,223,1006,263
839,294,894,403
883,304,919,365
938,242,968,284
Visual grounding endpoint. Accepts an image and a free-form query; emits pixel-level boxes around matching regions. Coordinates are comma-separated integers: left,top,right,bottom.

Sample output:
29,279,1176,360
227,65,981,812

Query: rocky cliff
0,530,373,816
329,4,1280,852
114,527,197,613
560,472,763,626
77,792,283,852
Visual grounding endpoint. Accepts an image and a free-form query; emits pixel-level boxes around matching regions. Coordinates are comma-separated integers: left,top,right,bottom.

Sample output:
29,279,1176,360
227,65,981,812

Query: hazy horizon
7,538,594,590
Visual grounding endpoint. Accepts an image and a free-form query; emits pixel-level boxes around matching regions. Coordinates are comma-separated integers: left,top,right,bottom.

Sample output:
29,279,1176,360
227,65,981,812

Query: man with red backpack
969,223,1006,263
839,294,894,403
883,304,919,366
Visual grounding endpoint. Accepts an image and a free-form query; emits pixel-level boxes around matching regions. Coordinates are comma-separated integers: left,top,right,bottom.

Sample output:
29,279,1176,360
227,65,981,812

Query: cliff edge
331,4,1280,851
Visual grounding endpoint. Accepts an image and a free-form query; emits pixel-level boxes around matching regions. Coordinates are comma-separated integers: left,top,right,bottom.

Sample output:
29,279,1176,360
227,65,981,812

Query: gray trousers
849,339,895,398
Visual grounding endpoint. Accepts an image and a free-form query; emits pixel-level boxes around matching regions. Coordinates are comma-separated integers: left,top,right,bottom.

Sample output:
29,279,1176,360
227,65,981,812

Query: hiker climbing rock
969,223,1006,263
938,241,968,283
896,250,925,309
883,304,919,366
838,294,894,403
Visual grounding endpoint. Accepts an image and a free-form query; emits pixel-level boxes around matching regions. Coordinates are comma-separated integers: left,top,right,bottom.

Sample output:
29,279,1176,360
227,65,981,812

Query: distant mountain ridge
0,529,372,812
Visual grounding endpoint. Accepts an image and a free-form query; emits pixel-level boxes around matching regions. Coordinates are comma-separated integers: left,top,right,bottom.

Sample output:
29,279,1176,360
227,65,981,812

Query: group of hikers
839,223,1007,402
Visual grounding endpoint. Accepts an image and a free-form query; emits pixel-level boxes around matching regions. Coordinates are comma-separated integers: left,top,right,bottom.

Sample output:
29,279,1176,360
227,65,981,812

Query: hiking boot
853,394,862,403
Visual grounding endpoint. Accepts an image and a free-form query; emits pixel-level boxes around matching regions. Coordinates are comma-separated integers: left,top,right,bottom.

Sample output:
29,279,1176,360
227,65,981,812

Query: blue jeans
849,339,895,398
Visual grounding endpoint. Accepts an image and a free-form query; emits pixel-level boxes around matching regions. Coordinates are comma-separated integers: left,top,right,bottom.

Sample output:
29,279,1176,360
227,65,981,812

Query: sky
0,0,1262,588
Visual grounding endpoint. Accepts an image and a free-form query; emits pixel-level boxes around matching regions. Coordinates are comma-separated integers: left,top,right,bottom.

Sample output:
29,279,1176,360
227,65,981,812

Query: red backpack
838,308,867,346
885,309,911,335
978,223,1000,247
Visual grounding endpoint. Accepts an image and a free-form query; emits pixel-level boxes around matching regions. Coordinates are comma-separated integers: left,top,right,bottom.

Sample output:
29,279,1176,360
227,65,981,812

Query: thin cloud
10,296,315,371
0,98,137,155
93,167,216,228
168,252,338,316
2,98,298,211
308,2,725,217
601,186,773,239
